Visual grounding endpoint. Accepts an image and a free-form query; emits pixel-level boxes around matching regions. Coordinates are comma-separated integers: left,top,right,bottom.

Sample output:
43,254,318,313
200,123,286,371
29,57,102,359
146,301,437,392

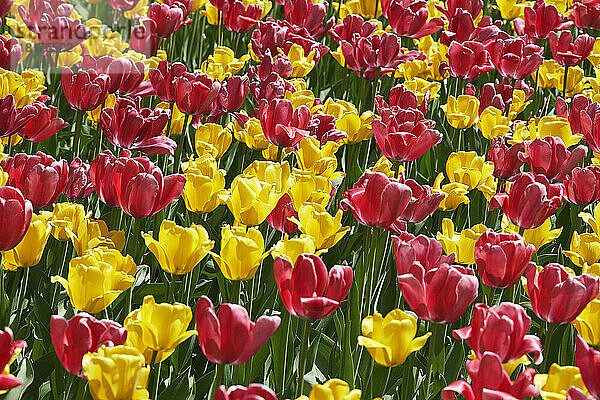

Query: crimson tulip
487,138,524,179
86,57,151,97
0,0,12,18
307,113,348,145
215,384,278,400
252,51,293,81
526,263,599,324
283,0,334,38
100,98,175,155
440,10,504,46
447,41,494,81
63,157,94,200
442,352,539,400
569,0,600,29
50,313,127,377
386,0,444,38
251,73,291,103
209,0,262,32
0,36,21,71
142,2,185,38
549,30,595,66
518,136,587,181
575,335,600,398
392,233,455,276
0,95,37,138
563,166,600,205
396,175,445,224
1,152,69,209
149,60,189,103
385,85,419,110
0,327,26,392
130,25,158,57
259,98,310,147
195,296,280,365
436,0,483,20
453,302,543,364
274,254,353,320
90,150,125,207
266,194,299,235
567,387,594,400
474,229,536,288
20,100,69,142
513,1,572,40
328,14,378,44
172,72,221,116
62,68,110,111
477,80,513,114
487,37,543,80
0,186,33,251
219,75,250,113
107,0,139,11
577,98,600,153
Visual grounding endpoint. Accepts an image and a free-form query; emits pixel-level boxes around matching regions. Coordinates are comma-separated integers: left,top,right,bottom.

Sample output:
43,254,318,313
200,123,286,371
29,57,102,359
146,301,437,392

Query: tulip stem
167,273,175,303
563,65,569,99
542,322,558,371
208,363,225,400
75,378,86,400
153,359,162,400
296,318,312,397
173,114,191,174
12,266,29,331
72,109,84,159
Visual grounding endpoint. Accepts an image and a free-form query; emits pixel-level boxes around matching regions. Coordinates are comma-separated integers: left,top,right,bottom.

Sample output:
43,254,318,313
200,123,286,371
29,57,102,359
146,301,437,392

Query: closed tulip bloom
20,100,68,142
474,229,536,288
442,95,480,129
563,167,600,205
181,155,229,213
142,220,213,275
0,35,20,71
259,98,310,148
90,150,126,208
0,95,37,138
142,2,185,38
0,327,26,394
577,98,600,153
1,152,69,209
149,60,188,103
477,107,511,140
61,68,109,111
51,248,136,313
50,313,127,377
447,41,494,81
513,1,571,40
563,232,600,267
0,186,33,251
519,136,587,181
82,345,150,400
130,25,158,58
575,335,600,398
549,30,595,66
243,160,292,195
173,72,221,116
489,172,563,230
453,302,543,364
227,174,284,226
488,37,544,80
534,364,590,400
1,212,51,270
274,254,353,320
358,309,431,367
194,123,233,159
289,204,349,250
442,352,539,400
216,384,278,400
89,57,149,97
266,194,299,234
125,295,197,364
573,299,600,346
63,158,94,200
445,151,495,196
219,75,250,112
195,296,280,365
487,138,524,179
526,263,600,324
108,0,140,11
211,225,266,281
392,233,455,275
298,379,361,400
436,219,487,265
50,202,88,241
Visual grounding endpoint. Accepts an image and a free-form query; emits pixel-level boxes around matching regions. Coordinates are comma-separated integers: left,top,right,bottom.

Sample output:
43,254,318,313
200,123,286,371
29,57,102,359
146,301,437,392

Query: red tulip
130,24,158,57
0,36,22,71
0,186,32,251
149,60,189,103
20,100,69,142
211,0,261,32
513,1,572,40
107,0,140,11
328,14,378,44
195,296,280,365
487,138,524,180
398,263,478,324
283,0,334,38
172,72,222,116
259,98,310,147
563,166,600,205
575,335,600,398
567,387,594,400
142,2,185,38
90,150,126,207
86,57,152,97
392,233,455,276
474,230,536,289
0,327,26,392
340,172,412,232
1,152,69,209
549,30,595,67
385,85,419,110
447,41,494,81
100,98,176,155
61,68,110,111
569,0,600,29
266,194,299,234
518,136,587,181
0,0,12,18
215,384,278,400
385,0,444,38
441,10,505,46
442,352,539,400
487,37,544,80
526,263,599,324
274,254,353,320
395,175,445,224
453,302,543,364
0,95,38,137
252,50,293,81
307,113,348,145
50,313,127,377
218,75,250,113
477,80,514,114
436,0,483,20
577,98,600,153
63,157,94,200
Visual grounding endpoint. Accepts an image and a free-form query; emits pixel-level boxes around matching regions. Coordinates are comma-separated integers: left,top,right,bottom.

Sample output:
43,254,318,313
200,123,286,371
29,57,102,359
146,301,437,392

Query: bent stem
296,318,312,398
208,363,225,400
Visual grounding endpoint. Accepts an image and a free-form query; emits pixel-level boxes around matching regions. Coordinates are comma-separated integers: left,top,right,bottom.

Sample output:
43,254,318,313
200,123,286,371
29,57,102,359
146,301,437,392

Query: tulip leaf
158,368,195,400
5,358,34,400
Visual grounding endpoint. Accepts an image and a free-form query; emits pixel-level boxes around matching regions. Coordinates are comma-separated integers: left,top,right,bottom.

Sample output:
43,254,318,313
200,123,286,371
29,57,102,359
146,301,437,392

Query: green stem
167,273,175,303
174,114,191,174
75,378,86,400
563,65,569,99
295,318,311,398
73,109,84,159
208,363,225,400
542,322,558,371
153,359,162,400
13,266,30,331
423,322,441,400
230,279,241,304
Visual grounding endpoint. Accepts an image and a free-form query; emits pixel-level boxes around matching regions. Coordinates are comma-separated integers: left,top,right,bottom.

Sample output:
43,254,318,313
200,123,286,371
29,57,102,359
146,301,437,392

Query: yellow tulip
313,98,355,119
501,216,562,252
536,60,585,97
82,345,150,400
297,379,361,400
433,174,470,211
287,44,316,78
271,234,318,265
157,102,185,135
494,0,532,19
442,95,480,129
200,46,249,81
51,202,89,241
396,59,431,81
367,156,401,178
534,364,589,400
437,218,487,264
211,225,266,280
579,203,600,236
339,110,374,144
124,295,197,363
142,220,213,275
233,115,270,150
194,122,233,159
2,212,52,270
286,89,316,109
563,232,600,268
124,0,148,18
478,106,511,139
181,155,229,213
84,22,128,58
336,0,383,19
404,78,442,104
243,160,292,194
588,39,600,67
295,137,344,181
358,309,431,367
445,151,495,192
0,68,45,107
573,299,600,346
288,170,332,210
227,174,284,226
545,0,570,12
507,89,531,121
68,218,125,257
289,204,349,250
467,351,530,375
51,248,136,313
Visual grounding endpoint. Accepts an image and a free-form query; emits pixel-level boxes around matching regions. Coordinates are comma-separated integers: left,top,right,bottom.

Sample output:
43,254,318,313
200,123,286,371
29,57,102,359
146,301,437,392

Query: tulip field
5,0,600,398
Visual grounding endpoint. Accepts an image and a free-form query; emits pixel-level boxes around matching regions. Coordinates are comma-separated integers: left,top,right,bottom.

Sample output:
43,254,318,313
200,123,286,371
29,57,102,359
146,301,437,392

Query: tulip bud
181,155,229,213
1,212,52,270
211,225,265,281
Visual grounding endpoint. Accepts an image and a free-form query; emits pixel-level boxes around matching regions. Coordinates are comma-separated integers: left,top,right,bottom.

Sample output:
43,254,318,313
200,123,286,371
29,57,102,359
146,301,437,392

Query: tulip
88,57,150,97
108,0,140,11
173,72,221,116
50,202,88,241
227,174,284,226
453,302,543,364
513,1,571,40
51,248,136,313
0,186,33,251
579,203,600,236
142,220,213,275
211,225,266,281
563,166,600,205
1,212,51,270
288,170,332,210
575,335,600,398
487,138,524,179
181,155,229,213
445,151,496,197
549,30,595,67
266,193,299,234
477,107,511,140
295,137,343,181
289,204,349,250
149,60,189,103
534,364,590,400
526,263,599,324
442,95,480,129
195,296,280,365
81,345,150,400
67,217,125,257
0,95,37,137
274,254,353,320
564,232,600,267
396,176,445,224
436,219,487,264
357,308,431,367
50,313,127,377
0,36,21,71
398,263,479,323
386,0,444,38
63,158,94,200
271,235,317,265
569,0,600,29
489,172,563,230
130,24,158,57
573,299,600,346
0,327,26,394
474,229,536,288
20,100,69,142
298,379,361,400
142,2,185,38
259,98,310,148
201,47,250,81
488,37,544,80
442,352,539,400
194,123,233,159
216,384,278,400
219,75,250,112
518,136,587,181
576,98,600,153
447,41,494,81
211,0,262,32
283,0,334,38
61,68,110,111
0,0,12,19
124,295,197,363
